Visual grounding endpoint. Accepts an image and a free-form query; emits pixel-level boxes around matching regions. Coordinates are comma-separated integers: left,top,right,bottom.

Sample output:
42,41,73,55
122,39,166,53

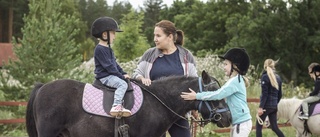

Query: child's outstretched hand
181,88,197,100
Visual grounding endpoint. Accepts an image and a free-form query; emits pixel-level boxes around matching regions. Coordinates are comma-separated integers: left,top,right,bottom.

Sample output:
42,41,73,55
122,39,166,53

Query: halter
196,77,229,126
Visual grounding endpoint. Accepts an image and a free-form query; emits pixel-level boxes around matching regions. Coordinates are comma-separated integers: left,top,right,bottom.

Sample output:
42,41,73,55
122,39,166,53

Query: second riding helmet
218,48,250,75
311,64,320,77
91,17,122,38
311,65,320,73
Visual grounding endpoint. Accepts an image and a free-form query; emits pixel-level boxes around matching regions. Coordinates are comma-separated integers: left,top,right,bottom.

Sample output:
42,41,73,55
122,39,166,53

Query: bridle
194,77,230,127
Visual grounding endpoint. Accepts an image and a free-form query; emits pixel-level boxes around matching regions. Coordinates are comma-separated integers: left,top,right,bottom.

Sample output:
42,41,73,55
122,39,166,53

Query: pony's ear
201,70,211,85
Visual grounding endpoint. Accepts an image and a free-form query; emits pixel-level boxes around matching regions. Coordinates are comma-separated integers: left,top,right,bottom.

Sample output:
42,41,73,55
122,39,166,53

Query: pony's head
196,71,232,128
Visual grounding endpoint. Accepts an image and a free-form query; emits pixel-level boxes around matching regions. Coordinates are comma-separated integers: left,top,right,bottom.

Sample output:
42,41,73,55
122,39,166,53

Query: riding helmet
91,17,122,38
218,48,250,75
311,65,320,73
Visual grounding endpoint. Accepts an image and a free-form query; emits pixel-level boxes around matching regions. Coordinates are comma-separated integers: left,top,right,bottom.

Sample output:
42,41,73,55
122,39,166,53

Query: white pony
277,97,320,137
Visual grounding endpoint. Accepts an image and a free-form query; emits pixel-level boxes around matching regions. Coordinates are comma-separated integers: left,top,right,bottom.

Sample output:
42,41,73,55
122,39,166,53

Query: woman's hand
257,108,265,116
141,78,151,86
191,110,199,120
181,88,197,100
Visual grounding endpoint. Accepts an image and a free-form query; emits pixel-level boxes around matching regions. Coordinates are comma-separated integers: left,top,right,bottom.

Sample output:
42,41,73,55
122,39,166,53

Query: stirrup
298,114,309,120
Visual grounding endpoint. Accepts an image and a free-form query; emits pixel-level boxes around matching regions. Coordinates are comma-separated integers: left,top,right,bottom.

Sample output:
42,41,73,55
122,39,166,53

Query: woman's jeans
256,108,284,137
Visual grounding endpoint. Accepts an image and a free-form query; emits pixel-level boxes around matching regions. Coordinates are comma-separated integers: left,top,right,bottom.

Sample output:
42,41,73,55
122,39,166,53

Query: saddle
298,100,320,135
82,79,143,117
299,100,320,116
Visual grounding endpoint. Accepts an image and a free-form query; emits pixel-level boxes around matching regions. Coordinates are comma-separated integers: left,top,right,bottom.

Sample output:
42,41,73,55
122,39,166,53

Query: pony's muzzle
213,113,222,121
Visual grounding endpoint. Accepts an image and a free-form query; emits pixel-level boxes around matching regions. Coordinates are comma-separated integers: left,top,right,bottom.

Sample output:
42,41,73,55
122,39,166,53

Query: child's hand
124,74,130,79
181,88,197,100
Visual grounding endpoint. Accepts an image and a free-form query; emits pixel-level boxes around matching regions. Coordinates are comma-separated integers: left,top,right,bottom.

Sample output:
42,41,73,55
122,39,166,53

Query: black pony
26,71,231,137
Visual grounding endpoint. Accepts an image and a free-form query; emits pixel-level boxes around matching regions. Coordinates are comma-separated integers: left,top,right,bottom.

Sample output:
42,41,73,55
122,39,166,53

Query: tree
109,0,132,23
143,0,165,46
113,9,149,62
61,0,89,61
225,0,320,86
174,0,250,56
3,0,83,99
160,0,189,21
78,0,132,61
83,0,109,37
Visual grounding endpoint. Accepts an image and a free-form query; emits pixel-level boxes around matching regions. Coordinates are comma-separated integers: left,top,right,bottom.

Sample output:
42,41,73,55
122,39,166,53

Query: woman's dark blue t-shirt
150,49,184,80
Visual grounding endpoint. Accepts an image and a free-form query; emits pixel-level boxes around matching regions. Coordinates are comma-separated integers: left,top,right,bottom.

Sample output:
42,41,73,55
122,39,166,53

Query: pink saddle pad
82,82,143,117
312,103,320,116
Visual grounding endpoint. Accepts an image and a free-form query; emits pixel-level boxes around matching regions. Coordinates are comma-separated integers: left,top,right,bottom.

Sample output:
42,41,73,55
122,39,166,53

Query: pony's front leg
295,130,311,137
295,130,300,137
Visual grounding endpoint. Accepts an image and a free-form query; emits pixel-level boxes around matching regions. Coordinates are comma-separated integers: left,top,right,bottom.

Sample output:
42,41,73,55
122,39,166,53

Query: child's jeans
302,96,320,114
100,75,128,106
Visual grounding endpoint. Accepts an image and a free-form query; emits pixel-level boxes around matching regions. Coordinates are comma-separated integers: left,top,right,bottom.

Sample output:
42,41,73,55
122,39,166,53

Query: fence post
0,101,27,124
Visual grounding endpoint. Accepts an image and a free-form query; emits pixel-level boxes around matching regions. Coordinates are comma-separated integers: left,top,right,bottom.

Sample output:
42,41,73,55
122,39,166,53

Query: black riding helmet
311,65,320,78
91,17,122,43
311,65,320,73
218,48,250,76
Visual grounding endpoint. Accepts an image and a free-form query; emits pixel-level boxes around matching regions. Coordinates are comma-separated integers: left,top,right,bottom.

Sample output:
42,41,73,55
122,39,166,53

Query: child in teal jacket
181,48,252,137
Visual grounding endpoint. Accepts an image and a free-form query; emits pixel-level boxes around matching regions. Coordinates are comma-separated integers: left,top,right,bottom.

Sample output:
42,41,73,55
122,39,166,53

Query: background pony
277,97,320,137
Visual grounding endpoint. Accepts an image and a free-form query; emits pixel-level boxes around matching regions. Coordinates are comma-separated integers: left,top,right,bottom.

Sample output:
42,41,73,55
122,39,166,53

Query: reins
131,80,188,121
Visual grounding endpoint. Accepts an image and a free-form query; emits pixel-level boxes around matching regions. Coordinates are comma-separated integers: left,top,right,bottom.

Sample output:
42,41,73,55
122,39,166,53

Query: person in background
132,20,197,137
256,59,284,137
91,17,131,117
298,62,320,120
181,48,252,137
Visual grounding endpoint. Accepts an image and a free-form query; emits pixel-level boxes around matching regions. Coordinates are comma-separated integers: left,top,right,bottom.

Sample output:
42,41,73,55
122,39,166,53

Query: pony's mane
147,75,199,96
278,97,302,119
280,97,302,108
153,75,197,83
281,97,302,104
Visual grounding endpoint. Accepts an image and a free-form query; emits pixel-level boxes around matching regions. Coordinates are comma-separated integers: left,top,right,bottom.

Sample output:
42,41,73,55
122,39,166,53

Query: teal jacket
196,75,252,125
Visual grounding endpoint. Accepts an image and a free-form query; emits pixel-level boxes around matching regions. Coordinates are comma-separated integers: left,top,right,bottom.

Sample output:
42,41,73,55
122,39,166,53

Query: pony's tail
26,83,44,137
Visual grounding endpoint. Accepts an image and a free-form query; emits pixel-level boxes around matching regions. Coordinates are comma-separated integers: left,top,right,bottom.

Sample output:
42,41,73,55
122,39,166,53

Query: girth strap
115,118,120,137
114,118,130,137
118,124,130,137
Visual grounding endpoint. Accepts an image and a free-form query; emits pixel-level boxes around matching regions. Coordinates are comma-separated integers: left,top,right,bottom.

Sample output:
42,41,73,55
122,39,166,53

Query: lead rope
256,113,264,125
